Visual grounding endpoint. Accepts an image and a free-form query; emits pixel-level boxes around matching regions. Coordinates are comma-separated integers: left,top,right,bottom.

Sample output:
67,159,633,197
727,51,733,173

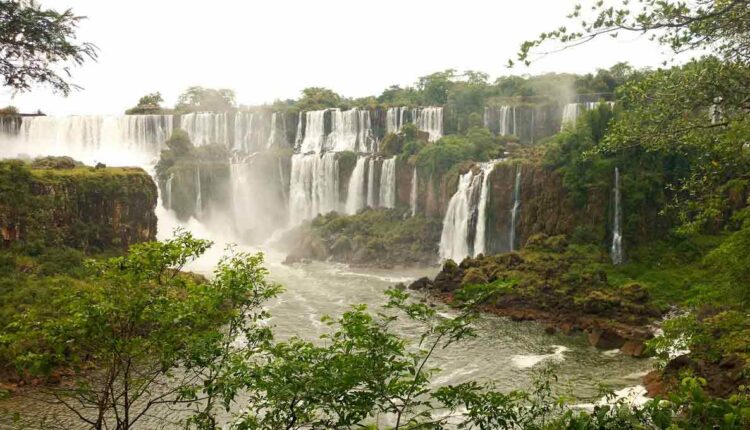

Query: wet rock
408,277,433,291
620,340,647,357
587,327,626,350
544,325,556,335
461,267,489,287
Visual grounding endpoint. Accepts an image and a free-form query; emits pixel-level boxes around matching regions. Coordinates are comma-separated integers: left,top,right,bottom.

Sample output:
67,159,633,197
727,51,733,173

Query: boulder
408,277,433,291
587,326,626,350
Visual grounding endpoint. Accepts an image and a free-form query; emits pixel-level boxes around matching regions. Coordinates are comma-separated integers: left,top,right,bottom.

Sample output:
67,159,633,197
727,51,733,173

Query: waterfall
367,158,377,208
439,161,497,261
498,106,516,136
509,164,522,252
379,157,396,208
298,110,326,153
345,156,368,214
473,162,496,256
326,108,374,153
266,112,287,149
386,107,408,134
165,173,174,210
288,153,339,225
195,166,202,218
410,167,418,216
11,114,173,165
414,107,443,142
611,167,624,265
181,112,229,146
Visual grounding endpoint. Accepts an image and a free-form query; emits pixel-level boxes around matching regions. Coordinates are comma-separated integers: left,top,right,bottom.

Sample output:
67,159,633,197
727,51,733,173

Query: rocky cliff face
0,161,157,251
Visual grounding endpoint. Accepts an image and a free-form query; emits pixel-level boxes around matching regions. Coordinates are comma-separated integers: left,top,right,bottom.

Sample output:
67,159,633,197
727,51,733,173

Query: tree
518,0,750,231
4,231,280,429
125,92,165,114
515,0,750,67
0,0,97,95
176,86,236,112
295,87,342,111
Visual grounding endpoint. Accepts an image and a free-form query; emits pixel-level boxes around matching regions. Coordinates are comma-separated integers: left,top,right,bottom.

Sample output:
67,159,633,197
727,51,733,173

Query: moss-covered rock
277,208,442,268
0,159,157,252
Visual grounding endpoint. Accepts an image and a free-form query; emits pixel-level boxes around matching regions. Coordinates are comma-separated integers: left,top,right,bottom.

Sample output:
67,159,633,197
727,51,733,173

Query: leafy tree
295,87,343,111
3,231,280,429
0,0,97,95
417,69,457,105
176,86,236,112
125,92,165,114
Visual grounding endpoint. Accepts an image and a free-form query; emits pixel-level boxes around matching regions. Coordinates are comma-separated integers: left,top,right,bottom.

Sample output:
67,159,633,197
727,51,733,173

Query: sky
2,0,676,115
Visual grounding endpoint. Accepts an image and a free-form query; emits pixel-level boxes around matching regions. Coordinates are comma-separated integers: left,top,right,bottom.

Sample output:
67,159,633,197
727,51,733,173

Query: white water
181,112,229,146
386,106,443,142
611,167,623,264
366,157,378,208
439,161,497,261
288,153,339,225
6,115,173,166
327,108,374,153
378,157,396,209
410,167,418,217
509,164,522,252
345,156,369,215
473,163,495,255
194,166,203,218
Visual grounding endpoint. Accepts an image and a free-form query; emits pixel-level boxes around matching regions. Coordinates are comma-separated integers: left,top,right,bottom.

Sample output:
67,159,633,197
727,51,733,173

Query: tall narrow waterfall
181,113,229,146
379,158,397,208
410,167,418,216
367,158,378,208
499,106,516,136
611,167,624,265
195,166,203,218
473,163,496,255
345,156,368,214
439,161,497,261
165,173,174,210
288,153,339,225
11,115,173,165
509,164,522,252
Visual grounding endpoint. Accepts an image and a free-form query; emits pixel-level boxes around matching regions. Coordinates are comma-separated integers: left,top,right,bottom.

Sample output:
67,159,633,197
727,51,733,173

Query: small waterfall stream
378,158,397,208
366,158,377,208
194,166,202,218
345,156,368,215
611,167,624,265
509,164,522,252
288,153,340,226
410,167,418,216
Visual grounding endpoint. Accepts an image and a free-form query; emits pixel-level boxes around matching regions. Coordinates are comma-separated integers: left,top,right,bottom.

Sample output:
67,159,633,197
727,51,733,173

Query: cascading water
414,107,443,142
367,158,378,208
10,114,173,165
499,106,516,136
195,166,203,218
509,164,522,252
611,167,624,265
561,102,615,131
266,112,287,149
439,161,497,261
327,108,374,153
473,162,496,256
345,156,369,214
378,157,397,209
165,173,174,210
298,110,327,153
410,167,418,217
288,153,339,225
181,112,229,146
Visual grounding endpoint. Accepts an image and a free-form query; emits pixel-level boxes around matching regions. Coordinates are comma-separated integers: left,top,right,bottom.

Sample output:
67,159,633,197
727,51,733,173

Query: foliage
0,0,97,95
295,87,343,111
29,155,84,169
415,127,501,176
516,0,750,66
0,105,18,115
125,91,167,114
2,231,281,430
176,86,236,112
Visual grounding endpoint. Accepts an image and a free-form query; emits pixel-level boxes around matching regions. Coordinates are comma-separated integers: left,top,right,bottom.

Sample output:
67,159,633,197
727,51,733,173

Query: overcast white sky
2,0,675,115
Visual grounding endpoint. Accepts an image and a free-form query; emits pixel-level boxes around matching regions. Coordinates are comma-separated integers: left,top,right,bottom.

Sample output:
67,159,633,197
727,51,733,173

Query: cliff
0,159,157,252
